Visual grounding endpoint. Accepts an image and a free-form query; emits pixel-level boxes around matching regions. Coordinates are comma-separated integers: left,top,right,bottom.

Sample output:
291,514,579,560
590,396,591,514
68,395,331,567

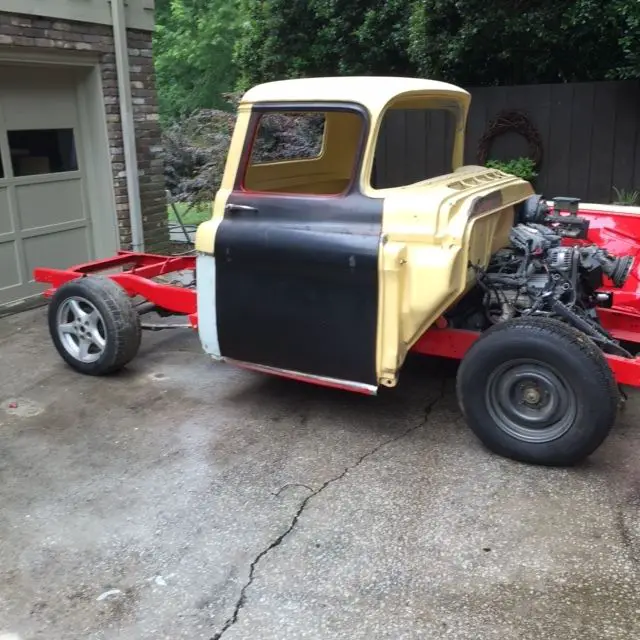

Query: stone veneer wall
0,11,168,251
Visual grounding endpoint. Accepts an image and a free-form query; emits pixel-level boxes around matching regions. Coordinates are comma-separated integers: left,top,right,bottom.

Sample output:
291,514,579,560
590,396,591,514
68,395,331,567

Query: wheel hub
522,385,541,405
486,359,577,443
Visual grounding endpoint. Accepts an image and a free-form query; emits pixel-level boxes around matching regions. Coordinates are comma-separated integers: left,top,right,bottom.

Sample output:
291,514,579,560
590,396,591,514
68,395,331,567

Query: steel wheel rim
485,358,577,443
56,296,107,364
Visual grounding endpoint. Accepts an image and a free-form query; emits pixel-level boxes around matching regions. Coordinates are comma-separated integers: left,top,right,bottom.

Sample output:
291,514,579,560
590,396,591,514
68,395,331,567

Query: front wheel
456,317,618,466
48,276,141,375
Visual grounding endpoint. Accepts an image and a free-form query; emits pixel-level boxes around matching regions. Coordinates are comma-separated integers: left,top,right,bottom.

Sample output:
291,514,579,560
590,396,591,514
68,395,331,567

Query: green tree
234,0,639,89
234,0,412,89
615,0,640,79
154,0,242,121
154,0,640,119
408,0,628,85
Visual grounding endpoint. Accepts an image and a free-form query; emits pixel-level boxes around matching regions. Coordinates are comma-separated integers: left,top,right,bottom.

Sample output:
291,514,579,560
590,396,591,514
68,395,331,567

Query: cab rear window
371,107,457,188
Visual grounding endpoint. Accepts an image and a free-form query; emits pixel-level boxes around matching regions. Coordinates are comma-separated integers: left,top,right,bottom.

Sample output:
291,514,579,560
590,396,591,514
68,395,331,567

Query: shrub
163,107,236,206
162,93,324,206
612,186,640,206
485,157,539,182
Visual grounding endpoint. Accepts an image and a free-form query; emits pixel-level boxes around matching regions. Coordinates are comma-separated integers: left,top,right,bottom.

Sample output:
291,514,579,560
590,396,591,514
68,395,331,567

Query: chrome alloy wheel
56,296,107,364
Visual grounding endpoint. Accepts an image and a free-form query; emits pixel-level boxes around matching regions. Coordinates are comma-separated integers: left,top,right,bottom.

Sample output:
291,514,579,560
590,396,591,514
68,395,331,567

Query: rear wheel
48,276,141,375
456,316,618,466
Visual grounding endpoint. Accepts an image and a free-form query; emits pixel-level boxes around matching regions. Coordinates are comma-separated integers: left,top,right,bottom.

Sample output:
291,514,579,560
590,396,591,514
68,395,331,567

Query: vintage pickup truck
33,76,640,467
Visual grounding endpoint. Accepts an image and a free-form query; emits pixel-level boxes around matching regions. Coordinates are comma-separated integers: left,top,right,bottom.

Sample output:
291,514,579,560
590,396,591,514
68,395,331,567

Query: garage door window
8,128,78,177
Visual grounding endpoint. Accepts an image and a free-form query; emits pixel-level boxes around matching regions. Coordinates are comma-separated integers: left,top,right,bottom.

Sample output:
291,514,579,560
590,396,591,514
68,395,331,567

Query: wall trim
0,47,100,66
0,2,155,32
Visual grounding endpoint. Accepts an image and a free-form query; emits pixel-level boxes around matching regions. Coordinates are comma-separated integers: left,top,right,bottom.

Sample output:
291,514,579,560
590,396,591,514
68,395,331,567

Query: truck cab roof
240,76,470,113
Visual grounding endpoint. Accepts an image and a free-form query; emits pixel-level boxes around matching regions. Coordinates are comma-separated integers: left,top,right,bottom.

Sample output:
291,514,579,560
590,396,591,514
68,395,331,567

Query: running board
221,358,378,396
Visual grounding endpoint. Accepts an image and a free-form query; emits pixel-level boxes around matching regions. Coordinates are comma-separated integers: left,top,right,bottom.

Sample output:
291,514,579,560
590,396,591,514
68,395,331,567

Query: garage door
0,65,93,307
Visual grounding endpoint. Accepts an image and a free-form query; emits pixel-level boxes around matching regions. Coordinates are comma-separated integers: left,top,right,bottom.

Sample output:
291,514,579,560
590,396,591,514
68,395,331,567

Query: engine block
476,221,634,336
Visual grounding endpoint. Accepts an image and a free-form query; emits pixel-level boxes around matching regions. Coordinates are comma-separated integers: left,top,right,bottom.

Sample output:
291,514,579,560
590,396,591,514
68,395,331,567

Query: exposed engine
450,196,635,356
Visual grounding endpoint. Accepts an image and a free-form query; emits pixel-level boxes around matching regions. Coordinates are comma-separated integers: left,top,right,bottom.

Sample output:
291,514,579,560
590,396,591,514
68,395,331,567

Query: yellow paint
195,106,252,254
374,167,533,386
195,76,535,387
241,76,469,114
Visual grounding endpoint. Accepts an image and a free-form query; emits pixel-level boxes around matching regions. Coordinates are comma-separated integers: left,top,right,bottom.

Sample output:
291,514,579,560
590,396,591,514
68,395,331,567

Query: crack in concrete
210,381,446,640
273,483,314,497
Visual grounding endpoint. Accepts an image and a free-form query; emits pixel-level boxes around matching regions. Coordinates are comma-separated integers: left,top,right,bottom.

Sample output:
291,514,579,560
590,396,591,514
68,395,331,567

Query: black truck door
214,105,383,389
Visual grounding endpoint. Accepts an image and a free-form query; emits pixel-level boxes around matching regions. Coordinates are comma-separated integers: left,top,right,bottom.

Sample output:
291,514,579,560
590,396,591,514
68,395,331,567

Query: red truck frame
33,204,640,392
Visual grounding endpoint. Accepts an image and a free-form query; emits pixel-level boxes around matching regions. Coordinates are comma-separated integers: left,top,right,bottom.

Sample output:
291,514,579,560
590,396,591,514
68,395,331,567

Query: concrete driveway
1,308,639,640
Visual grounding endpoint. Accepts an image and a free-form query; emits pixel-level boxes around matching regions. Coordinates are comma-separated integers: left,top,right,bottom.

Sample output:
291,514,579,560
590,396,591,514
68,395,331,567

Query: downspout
110,0,145,252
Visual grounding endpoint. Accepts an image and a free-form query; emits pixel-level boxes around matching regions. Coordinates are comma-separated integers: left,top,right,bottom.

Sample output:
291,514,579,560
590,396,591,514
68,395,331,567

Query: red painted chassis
33,205,640,391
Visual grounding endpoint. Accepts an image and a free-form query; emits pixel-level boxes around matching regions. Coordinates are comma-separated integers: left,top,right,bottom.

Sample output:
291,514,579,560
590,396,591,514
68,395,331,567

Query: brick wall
0,12,168,252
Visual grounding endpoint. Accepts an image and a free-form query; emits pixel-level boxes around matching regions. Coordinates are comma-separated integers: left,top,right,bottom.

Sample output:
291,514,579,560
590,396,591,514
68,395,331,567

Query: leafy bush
162,95,324,206
485,157,539,182
251,112,325,163
163,107,235,206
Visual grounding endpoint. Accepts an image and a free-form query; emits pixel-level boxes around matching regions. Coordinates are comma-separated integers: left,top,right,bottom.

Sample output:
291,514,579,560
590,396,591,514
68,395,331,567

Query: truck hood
380,164,536,243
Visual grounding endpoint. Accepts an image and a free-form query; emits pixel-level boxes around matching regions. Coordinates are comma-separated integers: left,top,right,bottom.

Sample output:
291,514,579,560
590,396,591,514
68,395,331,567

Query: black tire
456,316,618,466
48,276,141,375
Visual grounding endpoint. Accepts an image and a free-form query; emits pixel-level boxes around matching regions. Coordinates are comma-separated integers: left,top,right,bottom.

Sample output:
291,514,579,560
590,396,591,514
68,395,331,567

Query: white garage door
0,65,94,308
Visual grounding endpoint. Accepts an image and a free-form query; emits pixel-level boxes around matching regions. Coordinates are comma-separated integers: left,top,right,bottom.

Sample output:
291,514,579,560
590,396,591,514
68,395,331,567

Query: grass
167,201,212,225
612,187,640,206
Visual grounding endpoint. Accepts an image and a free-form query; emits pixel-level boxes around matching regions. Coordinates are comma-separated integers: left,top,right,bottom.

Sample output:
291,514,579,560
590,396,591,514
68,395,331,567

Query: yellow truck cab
195,76,534,393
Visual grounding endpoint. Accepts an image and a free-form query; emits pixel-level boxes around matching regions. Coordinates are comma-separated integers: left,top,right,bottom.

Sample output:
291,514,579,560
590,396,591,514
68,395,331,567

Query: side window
371,108,457,189
249,112,325,164
242,110,363,196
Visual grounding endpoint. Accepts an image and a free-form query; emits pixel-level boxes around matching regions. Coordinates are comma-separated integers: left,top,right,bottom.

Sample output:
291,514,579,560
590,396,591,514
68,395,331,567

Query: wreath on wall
476,109,544,177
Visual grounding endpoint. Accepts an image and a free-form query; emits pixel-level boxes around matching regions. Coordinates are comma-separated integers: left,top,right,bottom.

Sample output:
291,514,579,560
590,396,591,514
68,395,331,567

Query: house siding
0,0,154,32
0,11,168,252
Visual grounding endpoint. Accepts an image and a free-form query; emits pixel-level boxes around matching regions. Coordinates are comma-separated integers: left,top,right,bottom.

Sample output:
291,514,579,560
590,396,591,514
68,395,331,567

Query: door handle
225,203,258,215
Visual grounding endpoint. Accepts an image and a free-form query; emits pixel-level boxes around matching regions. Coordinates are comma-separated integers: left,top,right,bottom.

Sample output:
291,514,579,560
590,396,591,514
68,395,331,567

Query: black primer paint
214,103,383,385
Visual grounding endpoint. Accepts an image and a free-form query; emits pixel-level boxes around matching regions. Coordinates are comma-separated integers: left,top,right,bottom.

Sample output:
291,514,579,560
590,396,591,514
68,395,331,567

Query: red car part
412,326,640,387
33,251,199,327
32,204,640,389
